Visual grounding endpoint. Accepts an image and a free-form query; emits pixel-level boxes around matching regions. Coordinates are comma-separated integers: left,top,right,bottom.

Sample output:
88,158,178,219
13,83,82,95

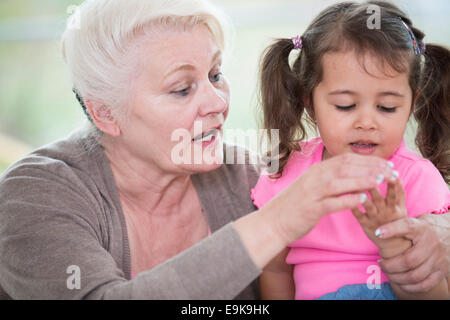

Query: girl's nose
354,107,377,130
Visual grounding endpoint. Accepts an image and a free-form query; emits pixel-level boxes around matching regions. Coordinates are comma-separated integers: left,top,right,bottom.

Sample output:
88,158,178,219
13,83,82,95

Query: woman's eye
378,105,397,113
335,104,356,111
171,87,190,97
209,72,223,83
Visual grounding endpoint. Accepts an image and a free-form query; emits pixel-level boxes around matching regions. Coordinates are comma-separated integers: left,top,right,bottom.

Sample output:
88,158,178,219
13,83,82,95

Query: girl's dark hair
259,1,450,183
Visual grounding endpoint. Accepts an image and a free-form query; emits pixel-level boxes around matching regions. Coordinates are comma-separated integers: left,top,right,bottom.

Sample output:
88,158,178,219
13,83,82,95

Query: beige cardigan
0,128,261,299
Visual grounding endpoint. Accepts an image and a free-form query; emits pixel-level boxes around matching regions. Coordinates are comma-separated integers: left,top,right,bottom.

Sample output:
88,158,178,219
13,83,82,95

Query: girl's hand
351,178,411,258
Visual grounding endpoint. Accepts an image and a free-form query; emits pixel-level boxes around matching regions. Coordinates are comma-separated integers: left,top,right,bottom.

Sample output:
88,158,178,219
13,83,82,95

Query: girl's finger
351,206,367,223
385,180,397,209
368,187,385,211
396,178,406,206
362,196,378,219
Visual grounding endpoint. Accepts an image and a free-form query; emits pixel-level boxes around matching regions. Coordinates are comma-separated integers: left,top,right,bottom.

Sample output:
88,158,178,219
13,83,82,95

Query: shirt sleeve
403,159,450,217
251,175,272,209
0,165,261,299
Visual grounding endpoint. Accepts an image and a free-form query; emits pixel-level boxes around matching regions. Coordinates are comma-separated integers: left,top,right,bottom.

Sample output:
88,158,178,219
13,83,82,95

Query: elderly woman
0,0,448,300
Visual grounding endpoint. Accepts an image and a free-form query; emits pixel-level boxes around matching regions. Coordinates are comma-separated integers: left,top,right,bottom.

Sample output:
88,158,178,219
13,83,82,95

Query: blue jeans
318,283,397,300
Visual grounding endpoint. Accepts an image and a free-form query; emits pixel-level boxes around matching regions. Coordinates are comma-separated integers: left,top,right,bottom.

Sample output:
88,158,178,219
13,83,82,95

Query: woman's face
119,24,230,174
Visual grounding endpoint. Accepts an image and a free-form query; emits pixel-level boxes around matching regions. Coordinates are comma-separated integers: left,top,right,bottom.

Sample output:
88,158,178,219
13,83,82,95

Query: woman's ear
84,99,121,137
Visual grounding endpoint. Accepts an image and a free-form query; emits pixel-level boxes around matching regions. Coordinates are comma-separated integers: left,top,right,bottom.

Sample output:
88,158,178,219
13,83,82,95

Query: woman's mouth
192,128,220,147
350,141,378,155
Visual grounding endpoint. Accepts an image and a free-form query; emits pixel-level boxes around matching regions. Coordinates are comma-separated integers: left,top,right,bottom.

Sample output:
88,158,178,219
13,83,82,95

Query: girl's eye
378,105,397,113
171,87,191,97
209,72,223,83
335,104,356,111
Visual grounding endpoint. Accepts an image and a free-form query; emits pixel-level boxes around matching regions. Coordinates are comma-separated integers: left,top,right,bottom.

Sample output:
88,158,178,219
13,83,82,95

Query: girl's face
312,50,413,160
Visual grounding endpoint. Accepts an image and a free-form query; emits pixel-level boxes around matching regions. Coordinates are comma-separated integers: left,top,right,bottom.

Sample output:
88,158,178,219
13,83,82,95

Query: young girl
252,1,450,300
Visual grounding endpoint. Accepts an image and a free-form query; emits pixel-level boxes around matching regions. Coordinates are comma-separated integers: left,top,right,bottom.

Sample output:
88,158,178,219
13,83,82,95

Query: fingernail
377,259,383,264
376,174,384,184
390,170,399,181
387,161,394,169
359,193,367,203
375,228,383,238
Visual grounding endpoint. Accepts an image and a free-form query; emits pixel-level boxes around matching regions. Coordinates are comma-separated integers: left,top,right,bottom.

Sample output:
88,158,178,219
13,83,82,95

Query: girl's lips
350,142,378,155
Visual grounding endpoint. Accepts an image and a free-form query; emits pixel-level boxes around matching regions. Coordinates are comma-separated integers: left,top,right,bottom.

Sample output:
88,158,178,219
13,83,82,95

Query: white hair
61,0,232,140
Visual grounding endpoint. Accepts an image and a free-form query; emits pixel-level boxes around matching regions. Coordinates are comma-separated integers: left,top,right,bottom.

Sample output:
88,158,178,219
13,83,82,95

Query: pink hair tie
291,35,303,50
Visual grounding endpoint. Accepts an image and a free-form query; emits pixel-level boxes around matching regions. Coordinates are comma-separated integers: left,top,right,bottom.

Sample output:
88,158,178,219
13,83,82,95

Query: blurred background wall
1,0,449,174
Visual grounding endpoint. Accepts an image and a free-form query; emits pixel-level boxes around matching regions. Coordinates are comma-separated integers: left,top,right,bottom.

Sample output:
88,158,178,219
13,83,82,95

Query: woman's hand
234,152,395,269
375,213,450,293
265,153,396,246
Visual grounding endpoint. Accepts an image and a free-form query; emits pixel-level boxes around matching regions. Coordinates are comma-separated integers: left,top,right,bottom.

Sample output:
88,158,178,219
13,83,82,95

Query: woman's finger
319,193,366,215
378,246,415,274
374,217,421,240
310,153,395,199
379,231,432,281
329,153,393,170
377,216,447,291
318,153,394,183
322,154,393,179
398,270,446,294
321,177,385,199
380,250,436,285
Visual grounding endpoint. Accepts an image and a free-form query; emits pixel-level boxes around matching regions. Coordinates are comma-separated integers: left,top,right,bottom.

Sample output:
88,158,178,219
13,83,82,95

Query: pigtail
415,44,450,184
259,39,306,177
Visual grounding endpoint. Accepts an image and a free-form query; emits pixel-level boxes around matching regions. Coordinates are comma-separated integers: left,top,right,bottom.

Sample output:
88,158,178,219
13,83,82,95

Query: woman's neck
103,141,194,217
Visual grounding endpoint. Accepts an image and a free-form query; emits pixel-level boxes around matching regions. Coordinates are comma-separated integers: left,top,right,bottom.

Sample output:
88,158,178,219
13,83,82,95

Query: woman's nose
198,82,228,117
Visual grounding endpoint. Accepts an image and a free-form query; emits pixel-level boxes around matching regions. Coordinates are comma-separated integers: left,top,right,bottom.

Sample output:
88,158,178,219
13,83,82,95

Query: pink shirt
251,138,450,299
